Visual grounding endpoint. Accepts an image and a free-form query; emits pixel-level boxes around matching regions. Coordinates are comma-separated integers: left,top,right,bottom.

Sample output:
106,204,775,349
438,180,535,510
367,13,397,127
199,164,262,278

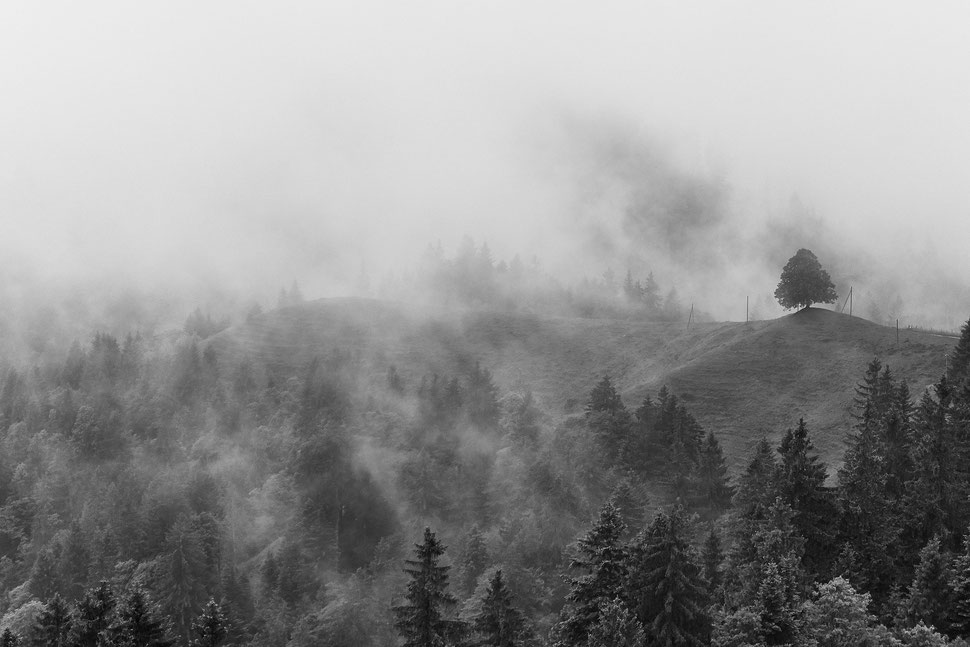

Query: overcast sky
2,1,968,310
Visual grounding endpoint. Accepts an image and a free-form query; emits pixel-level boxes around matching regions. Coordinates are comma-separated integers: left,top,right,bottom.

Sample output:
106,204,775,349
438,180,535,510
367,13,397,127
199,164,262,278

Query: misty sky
2,2,969,311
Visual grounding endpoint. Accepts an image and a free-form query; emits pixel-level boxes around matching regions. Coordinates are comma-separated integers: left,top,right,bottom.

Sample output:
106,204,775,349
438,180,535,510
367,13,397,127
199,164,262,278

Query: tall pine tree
555,501,628,647
393,527,466,647
472,570,531,647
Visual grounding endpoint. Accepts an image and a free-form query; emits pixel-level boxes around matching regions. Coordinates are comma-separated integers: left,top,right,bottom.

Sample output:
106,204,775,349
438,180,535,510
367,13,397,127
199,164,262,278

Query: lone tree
774,249,837,311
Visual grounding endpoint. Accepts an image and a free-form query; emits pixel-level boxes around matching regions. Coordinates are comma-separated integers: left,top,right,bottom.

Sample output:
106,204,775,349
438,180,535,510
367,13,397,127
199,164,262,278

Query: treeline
3,309,970,645
391,318,970,646
374,237,690,320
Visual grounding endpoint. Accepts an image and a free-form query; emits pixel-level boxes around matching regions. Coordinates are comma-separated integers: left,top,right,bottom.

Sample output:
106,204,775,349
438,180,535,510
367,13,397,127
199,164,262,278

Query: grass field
211,299,957,477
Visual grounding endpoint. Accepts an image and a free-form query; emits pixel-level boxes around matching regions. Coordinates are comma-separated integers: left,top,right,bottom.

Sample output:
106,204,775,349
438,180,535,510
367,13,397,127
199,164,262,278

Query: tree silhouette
774,249,837,311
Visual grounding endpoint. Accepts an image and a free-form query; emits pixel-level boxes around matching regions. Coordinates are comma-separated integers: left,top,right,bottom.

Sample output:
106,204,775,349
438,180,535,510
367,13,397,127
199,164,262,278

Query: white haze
2,1,969,328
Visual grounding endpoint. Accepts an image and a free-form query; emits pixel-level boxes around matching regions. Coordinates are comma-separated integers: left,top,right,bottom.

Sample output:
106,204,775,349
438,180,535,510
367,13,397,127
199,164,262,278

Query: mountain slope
210,299,955,473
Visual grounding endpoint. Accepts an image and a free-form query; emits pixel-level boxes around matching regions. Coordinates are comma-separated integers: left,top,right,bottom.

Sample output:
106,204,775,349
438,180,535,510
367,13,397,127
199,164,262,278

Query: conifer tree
905,537,954,635
190,599,229,647
472,570,530,647
115,587,174,647
625,507,709,647
555,501,628,647
776,419,837,578
703,529,724,593
948,317,970,388
729,438,780,568
948,532,970,638
585,599,645,647
70,581,116,647
837,400,898,602
905,378,970,554
693,430,733,513
34,593,72,647
159,515,209,641
0,629,18,647
393,527,466,647
457,525,490,595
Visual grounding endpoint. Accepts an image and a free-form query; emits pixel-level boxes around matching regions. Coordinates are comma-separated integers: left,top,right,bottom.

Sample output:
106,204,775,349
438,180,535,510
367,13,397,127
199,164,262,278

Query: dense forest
0,291,969,646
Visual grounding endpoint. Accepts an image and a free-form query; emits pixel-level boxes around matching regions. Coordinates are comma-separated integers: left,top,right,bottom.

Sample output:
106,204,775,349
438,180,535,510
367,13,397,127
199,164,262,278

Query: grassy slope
211,299,956,476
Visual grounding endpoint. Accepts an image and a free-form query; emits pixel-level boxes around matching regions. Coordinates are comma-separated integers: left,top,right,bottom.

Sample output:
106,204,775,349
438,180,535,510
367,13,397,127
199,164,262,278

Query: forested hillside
0,296,968,646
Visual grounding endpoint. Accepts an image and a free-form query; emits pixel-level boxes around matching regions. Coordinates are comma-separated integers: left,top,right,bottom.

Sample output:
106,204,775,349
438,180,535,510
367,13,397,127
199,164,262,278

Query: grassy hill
211,298,956,475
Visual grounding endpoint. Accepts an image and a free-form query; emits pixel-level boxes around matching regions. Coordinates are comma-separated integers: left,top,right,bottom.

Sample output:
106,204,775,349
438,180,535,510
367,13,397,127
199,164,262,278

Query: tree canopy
774,248,838,311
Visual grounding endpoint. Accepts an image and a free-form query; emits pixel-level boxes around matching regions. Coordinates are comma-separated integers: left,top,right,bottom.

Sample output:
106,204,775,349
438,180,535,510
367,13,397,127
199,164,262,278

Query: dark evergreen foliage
190,599,230,647
472,570,531,647
625,507,709,647
393,527,466,647
555,501,628,647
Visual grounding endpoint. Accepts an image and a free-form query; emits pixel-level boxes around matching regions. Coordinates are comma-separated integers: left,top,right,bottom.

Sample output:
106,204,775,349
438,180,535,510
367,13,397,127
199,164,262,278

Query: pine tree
70,581,116,647
393,527,466,647
728,438,780,569
0,629,18,647
625,507,709,647
693,430,733,513
115,587,174,647
190,599,229,647
905,378,970,555
948,532,970,637
473,570,530,647
555,501,628,647
159,515,208,641
948,317,970,388
837,400,898,602
585,599,645,647
703,529,724,593
776,419,837,578
457,525,490,595
905,537,953,635
34,593,72,647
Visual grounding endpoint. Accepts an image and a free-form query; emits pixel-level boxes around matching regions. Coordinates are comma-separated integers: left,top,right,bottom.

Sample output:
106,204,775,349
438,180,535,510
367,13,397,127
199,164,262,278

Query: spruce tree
948,317,970,388
457,525,490,595
393,527,466,647
625,507,709,647
159,515,208,641
190,599,229,647
585,599,645,647
555,501,628,646
69,581,116,647
702,529,724,593
837,400,898,602
905,537,954,635
776,419,837,578
693,430,733,513
34,593,72,647
115,587,174,647
0,629,18,647
472,570,530,647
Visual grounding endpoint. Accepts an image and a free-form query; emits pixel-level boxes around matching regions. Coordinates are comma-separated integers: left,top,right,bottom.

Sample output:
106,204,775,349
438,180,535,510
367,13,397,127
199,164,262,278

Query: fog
2,2,969,328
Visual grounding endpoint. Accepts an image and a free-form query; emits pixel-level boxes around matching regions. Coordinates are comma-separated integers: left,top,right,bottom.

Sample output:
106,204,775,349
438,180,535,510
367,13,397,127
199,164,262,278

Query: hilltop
210,299,956,473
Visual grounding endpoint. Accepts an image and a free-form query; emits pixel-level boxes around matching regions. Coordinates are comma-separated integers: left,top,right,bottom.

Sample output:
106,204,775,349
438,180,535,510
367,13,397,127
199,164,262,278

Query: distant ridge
211,300,955,474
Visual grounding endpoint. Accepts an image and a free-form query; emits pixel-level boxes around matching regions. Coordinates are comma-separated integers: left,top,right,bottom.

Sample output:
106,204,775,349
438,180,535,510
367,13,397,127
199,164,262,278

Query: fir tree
472,570,531,647
776,419,837,578
703,529,724,593
948,317,970,388
555,501,628,647
189,599,229,647
115,587,174,647
585,599,645,647
159,515,209,641
457,525,490,595
70,581,116,647
625,507,709,647
34,593,72,647
393,527,466,647
905,537,953,635
693,430,733,513
0,629,18,647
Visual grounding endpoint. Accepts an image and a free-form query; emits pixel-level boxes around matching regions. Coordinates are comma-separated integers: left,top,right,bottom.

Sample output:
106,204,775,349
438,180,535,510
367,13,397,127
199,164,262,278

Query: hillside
211,299,956,474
